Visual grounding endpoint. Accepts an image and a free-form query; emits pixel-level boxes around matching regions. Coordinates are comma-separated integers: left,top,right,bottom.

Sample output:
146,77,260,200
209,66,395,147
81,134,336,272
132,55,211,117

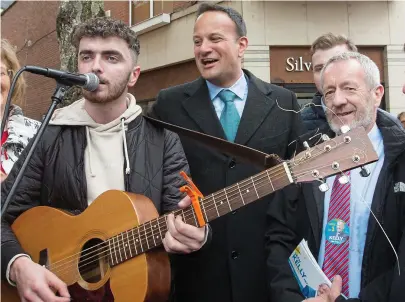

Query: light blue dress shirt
206,73,248,119
317,124,385,298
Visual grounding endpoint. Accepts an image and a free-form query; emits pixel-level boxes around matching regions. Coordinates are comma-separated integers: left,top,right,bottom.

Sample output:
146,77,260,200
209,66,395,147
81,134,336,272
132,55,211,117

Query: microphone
24,65,99,91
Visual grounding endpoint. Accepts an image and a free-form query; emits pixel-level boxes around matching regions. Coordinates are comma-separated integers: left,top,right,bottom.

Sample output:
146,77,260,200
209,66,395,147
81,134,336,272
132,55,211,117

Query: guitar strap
143,115,282,169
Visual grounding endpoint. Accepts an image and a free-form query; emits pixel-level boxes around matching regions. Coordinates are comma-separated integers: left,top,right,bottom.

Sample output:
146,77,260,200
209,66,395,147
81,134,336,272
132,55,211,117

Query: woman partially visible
1,39,40,182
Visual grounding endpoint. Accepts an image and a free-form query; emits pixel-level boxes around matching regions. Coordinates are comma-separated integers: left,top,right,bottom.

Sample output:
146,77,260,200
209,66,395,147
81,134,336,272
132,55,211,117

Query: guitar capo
179,171,206,227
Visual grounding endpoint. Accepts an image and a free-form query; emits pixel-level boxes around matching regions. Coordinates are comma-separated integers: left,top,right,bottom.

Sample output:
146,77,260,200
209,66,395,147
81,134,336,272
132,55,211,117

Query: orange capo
179,171,206,227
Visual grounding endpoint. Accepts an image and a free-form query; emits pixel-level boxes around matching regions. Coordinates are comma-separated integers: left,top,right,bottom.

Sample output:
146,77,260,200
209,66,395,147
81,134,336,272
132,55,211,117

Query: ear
128,65,141,88
373,84,384,108
238,36,248,58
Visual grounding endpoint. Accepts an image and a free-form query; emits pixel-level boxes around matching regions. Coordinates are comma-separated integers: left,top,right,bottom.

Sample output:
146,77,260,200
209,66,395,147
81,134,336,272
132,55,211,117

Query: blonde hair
311,33,357,56
1,39,26,107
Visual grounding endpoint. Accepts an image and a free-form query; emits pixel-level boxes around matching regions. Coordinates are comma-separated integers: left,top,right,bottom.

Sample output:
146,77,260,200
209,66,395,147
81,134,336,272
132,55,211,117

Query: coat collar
181,69,275,145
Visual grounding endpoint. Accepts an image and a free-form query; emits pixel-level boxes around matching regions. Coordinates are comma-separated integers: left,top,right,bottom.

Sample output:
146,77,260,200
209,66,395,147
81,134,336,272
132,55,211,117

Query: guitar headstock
289,127,378,183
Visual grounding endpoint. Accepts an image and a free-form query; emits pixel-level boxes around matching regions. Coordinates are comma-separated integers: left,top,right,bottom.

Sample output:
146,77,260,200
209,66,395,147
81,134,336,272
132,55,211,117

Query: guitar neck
107,162,293,266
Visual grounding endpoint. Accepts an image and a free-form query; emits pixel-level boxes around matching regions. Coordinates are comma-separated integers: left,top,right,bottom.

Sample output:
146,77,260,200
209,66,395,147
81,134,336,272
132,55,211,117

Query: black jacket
148,70,303,302
266,110,405,302
300,92,328,131
1,115,189,279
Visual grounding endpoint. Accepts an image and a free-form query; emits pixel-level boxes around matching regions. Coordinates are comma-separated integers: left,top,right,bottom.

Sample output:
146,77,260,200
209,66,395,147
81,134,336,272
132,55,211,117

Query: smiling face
78,36,140,104
322,59,383,134
193,11,248,87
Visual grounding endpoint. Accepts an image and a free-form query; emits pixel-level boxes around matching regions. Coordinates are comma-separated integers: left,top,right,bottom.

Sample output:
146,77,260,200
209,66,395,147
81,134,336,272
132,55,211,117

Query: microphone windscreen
85,73,99,91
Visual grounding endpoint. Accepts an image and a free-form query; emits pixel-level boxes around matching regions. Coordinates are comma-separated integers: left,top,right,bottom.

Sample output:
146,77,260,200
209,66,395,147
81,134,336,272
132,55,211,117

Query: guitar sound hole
79,238,109,283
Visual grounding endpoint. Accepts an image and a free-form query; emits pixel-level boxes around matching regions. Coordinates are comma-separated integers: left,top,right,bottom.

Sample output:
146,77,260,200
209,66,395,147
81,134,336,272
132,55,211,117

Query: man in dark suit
148,3,303,302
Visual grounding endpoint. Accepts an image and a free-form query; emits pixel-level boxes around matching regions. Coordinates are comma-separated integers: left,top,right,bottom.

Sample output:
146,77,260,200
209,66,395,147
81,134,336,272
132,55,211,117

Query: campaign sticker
325,218,349,245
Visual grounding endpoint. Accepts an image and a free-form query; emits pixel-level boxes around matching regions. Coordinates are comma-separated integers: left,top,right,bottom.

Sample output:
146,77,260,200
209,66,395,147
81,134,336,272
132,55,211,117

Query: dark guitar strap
143,115,282,169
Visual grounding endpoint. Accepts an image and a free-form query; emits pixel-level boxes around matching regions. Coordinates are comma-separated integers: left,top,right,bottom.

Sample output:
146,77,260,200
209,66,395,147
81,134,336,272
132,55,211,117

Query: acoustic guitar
1,127,377,301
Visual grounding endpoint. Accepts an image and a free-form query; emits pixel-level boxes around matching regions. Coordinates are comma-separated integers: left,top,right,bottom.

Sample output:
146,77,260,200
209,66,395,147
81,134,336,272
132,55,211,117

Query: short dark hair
71,17,140,60
311,33,357,56
196,3,247,37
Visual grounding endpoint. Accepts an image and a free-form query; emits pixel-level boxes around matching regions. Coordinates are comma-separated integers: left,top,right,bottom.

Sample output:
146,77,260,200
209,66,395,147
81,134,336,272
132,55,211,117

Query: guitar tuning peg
360,166,371,177
303,141,312,158
321,134,330,141
318,180,330,193
340,125,351,134
338,174,350,184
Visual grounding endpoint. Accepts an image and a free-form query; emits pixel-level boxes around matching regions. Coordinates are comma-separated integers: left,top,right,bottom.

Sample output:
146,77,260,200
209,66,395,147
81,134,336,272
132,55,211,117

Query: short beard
83,72,131,104
327,101,375,135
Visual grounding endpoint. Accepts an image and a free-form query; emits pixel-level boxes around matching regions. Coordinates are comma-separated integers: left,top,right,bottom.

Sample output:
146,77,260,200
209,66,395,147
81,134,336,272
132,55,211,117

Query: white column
243,45,270,83
384,45,405,115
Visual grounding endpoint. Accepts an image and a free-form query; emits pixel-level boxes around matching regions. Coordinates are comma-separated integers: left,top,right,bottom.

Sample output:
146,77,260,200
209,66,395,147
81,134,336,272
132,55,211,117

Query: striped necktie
322,171,351,297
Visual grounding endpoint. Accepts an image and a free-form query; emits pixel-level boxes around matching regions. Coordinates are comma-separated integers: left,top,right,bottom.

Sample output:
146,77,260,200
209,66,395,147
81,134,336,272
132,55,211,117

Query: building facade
1,1,405,120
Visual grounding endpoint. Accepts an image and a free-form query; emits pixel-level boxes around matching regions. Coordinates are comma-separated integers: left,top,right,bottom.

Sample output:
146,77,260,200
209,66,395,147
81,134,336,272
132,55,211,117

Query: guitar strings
53,158,363,280
46,164,285,270
58,157,364,280
49,149,364,278
54,181,294,280
74,150,368,274
46,119,355,273
48,137,366,276
47,167,292,276
51,175,294,279
47,165,286,273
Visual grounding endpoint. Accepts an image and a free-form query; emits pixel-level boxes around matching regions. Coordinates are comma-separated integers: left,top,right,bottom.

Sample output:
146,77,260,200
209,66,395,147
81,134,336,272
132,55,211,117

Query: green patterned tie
218,89,240,142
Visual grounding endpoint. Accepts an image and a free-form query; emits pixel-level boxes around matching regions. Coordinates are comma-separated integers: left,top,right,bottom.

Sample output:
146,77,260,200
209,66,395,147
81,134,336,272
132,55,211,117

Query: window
131,0,175,25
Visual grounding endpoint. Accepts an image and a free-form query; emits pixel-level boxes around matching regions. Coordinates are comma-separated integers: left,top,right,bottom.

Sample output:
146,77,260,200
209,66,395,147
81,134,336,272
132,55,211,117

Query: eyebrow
193,32,224,39
340,80,357,87
79,49,123,57
313,63,324,70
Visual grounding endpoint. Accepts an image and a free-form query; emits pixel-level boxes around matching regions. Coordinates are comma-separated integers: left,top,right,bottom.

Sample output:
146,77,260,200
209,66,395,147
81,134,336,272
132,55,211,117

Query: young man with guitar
1,17,207,302
266,52,405,302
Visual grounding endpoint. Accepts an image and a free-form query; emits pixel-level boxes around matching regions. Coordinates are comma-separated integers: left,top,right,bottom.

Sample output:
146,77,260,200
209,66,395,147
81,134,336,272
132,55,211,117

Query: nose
198,40,212,56
91,56,103,74
331,88,349,108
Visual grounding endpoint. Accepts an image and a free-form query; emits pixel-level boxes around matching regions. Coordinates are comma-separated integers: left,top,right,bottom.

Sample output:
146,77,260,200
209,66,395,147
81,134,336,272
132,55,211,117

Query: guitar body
1,190,170,302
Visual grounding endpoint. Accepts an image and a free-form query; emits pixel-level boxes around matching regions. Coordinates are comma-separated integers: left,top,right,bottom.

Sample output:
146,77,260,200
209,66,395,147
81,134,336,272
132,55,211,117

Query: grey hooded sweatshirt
50,93,142,205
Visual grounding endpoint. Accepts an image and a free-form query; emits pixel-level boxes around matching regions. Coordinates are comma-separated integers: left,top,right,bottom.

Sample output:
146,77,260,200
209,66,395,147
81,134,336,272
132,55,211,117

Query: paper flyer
289,239,332,298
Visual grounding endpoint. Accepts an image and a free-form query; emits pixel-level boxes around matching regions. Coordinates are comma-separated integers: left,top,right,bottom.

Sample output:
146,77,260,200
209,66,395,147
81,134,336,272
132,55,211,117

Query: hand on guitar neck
162,195,207,254
9,254,70,301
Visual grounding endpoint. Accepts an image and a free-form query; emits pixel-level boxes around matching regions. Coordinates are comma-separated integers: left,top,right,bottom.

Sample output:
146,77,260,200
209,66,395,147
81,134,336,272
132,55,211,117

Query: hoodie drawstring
121,118,131,175
86,126,96,177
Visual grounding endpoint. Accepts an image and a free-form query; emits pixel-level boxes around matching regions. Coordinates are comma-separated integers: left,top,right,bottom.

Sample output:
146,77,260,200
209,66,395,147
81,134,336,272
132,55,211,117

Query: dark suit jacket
148,69,303,302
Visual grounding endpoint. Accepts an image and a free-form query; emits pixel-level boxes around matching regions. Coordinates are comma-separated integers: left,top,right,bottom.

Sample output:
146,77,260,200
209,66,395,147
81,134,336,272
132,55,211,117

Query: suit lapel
304,182,325,249
234,71,275,145
181,78,226,139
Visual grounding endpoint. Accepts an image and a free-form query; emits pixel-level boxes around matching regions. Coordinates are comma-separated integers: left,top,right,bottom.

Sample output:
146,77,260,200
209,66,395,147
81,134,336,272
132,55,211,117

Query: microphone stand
1,82,69,217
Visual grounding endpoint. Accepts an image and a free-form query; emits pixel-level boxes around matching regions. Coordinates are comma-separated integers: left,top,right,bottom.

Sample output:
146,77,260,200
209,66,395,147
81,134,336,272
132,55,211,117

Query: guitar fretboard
107,162,293,266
